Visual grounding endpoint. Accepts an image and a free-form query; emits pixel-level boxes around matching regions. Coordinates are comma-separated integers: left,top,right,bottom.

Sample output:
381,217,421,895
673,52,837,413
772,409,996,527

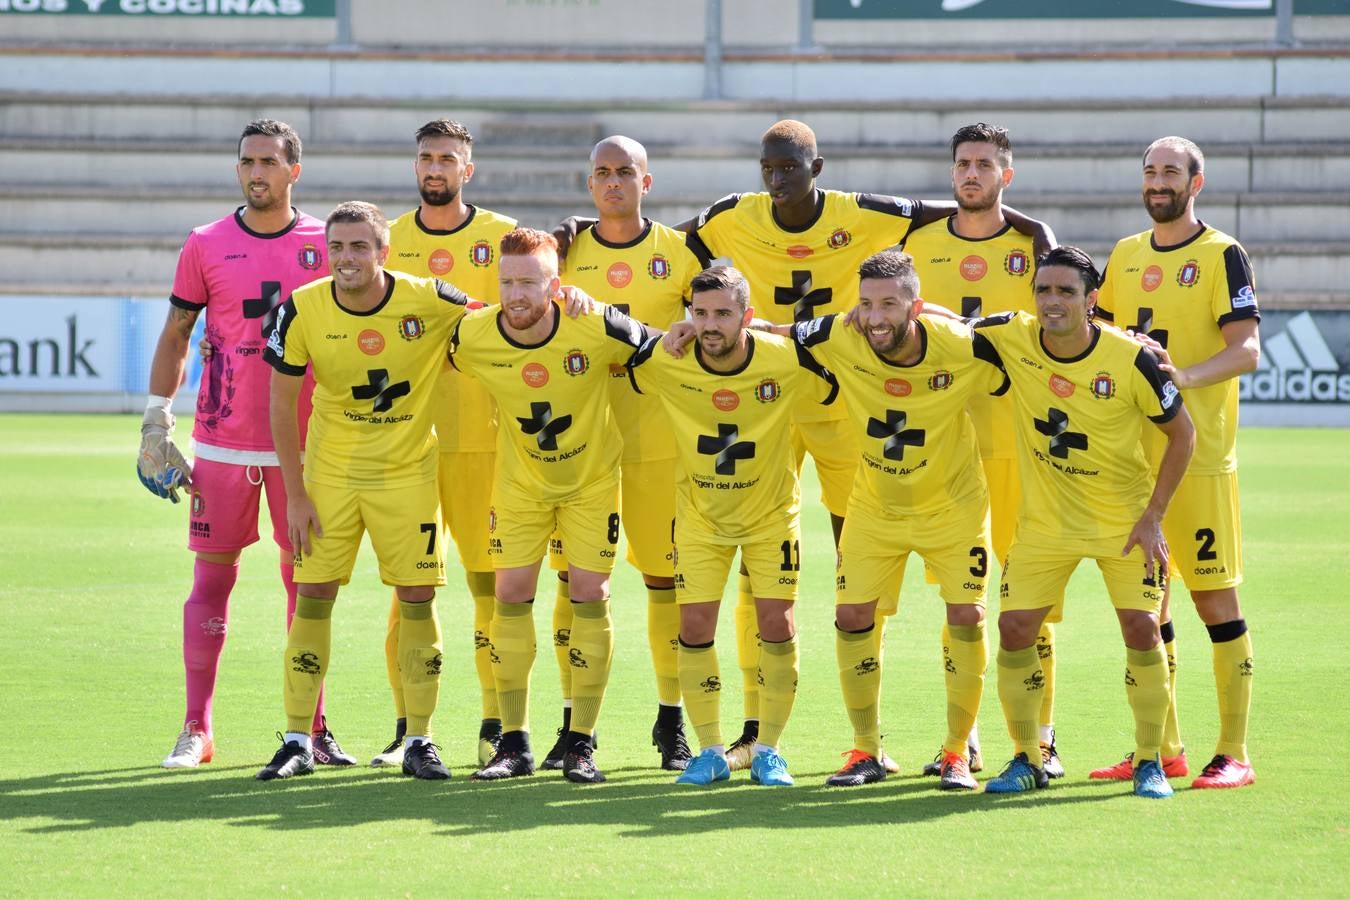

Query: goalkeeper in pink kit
138,119,354,769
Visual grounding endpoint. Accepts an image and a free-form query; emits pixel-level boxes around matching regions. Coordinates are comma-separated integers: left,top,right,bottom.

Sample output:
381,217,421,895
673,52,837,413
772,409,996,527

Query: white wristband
146,394,173,413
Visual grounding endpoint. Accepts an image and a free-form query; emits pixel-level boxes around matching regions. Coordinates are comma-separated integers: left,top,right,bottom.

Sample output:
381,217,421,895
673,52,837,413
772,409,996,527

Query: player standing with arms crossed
141,119,354,770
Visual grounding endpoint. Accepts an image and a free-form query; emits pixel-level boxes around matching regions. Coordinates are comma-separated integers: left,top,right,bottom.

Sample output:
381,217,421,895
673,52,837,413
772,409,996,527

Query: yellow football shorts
840,499,992,616
490,473,620,574
1000,533,1164,617
438,450,495,572
674,523,801,605
294,479,445,587
1163,470,1244,592
790,418,857,518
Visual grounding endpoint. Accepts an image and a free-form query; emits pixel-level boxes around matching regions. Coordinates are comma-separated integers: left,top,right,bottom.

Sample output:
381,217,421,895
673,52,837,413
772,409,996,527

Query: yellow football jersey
387,206,518,454
628,331,838,544
1096,225,1258,475
973,312,1184,541
687,190,921,423
264,271,472,490
903,218,1036,461
449,303,653,501
791,313,1007,517
562,219,701,463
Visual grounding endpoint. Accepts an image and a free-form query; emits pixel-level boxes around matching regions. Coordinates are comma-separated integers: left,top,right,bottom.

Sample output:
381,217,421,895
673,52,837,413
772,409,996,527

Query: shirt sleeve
856,193,923,244
169,230,208,311
1132,346,1184,423
685,193,741,267
433,278,472,307
1095,257,1116,323
263,297,306,376
601,303,660,363
792,339,839,407
971,328,1011,396
1216,242,1260,327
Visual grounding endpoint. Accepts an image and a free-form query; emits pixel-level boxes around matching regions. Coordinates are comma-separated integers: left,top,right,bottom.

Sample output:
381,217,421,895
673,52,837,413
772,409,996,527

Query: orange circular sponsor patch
522,362,549,387
607,262,633,289
786,245,813,259
1141,264,1164,292
960,255,988,282
428,248,453,276
357,329,385,355
712,389,740,411
1049,374,1075,398
884,378,911,397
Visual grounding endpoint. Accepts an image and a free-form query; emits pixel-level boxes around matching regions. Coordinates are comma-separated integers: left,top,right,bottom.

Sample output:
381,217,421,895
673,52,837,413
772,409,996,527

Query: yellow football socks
943,621,987,757
835,624,881,757
567,599,614,737
284,595,333,734
734,572,759,722
1036,621,1056,735
1160,619,1183,757
467,571,500,720
1126,643,1170,763
997,645,1043,760
678,639,722,750
491,600,536,734
756,635,799,749
382,592,405,718
1209,620,1253,763
552,578,573,701
647,587,682,706
398,598,443,738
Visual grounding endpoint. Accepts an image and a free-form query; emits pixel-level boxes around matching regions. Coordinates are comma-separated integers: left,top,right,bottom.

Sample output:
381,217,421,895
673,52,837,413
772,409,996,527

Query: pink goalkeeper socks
183,558,239,735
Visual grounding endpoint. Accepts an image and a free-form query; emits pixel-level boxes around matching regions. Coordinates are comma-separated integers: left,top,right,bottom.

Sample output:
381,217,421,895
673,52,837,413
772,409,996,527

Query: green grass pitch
0,415,1346,896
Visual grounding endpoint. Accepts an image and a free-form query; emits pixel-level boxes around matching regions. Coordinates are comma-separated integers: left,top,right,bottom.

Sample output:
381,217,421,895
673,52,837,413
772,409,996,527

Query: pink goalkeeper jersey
170,207,327,459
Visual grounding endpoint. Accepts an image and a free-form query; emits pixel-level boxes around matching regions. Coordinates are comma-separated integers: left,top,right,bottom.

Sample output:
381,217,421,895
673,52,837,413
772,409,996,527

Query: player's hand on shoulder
1126,330,1186,384
558,285,596,318
662,320,696,358
841,304,867,334
137,404,192,503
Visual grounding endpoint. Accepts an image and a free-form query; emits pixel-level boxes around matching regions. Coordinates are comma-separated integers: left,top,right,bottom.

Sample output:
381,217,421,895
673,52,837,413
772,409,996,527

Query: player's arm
552,216,597,262
137,302,200,502
1001,206,1057,259
1123,351,1195,580
971,328,1012,395
1132,319,1260,391
269,369,321,557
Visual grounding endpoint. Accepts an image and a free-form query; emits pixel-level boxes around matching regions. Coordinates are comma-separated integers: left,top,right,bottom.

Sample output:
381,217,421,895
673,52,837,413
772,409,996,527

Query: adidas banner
1240,309,1350,426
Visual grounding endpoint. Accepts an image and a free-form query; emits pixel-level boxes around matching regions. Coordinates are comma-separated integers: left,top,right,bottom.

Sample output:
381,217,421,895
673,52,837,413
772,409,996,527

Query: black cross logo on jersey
774,270,833,323
866,410,926,461
697,423,756,475
243,280,284,338
351,369,410,414
1129,307,1169,349
1033,407,1088,459
517,401,572,451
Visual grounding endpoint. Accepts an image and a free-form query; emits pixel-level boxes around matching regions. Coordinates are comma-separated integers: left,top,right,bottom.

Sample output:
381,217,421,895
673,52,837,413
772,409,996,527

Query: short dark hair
416,119,474,149
1144,135,1204,178
1036,245,1100,294
691,265,750,311
858,249,920,299
326,201,389,249
950,122,1012,167
239,118,301,165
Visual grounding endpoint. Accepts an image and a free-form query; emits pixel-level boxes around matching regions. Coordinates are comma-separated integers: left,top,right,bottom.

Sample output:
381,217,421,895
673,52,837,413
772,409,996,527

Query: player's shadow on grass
0,766,1136,837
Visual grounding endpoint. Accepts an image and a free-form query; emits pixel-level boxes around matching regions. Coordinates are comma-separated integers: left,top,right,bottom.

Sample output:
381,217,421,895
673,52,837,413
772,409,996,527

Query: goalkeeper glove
137,400,192,503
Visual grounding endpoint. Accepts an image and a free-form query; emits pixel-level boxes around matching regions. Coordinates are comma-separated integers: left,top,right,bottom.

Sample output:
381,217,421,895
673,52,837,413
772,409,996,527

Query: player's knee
679,603,719,644
396,585,435,604
946,602,984,627
998,610,1042,650
1191,587,1241,625
643,575,675,590
1118,610,1161,650
198,550,242,566
834,602,875,633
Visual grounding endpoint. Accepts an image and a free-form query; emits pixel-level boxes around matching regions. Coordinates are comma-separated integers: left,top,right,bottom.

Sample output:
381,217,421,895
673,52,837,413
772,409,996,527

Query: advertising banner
815,0,1346,19
1240,309,1350,407
0,0,333,16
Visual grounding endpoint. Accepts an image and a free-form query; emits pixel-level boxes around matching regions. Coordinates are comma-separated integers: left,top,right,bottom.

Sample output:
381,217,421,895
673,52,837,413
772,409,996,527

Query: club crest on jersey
470,241,493,267
755,378,781,403
399,315,425,341
1004,249,1029,276
1141,264,1165,292
1091,370,1116,400
522,362,549,387
297,243,322,270
488,507,497,533
191,492,205,516
1049,373,1075,398
927,370,953,391
563,348,590,376
828,228,851,249
647,254,670,279
1177,259,1200,287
